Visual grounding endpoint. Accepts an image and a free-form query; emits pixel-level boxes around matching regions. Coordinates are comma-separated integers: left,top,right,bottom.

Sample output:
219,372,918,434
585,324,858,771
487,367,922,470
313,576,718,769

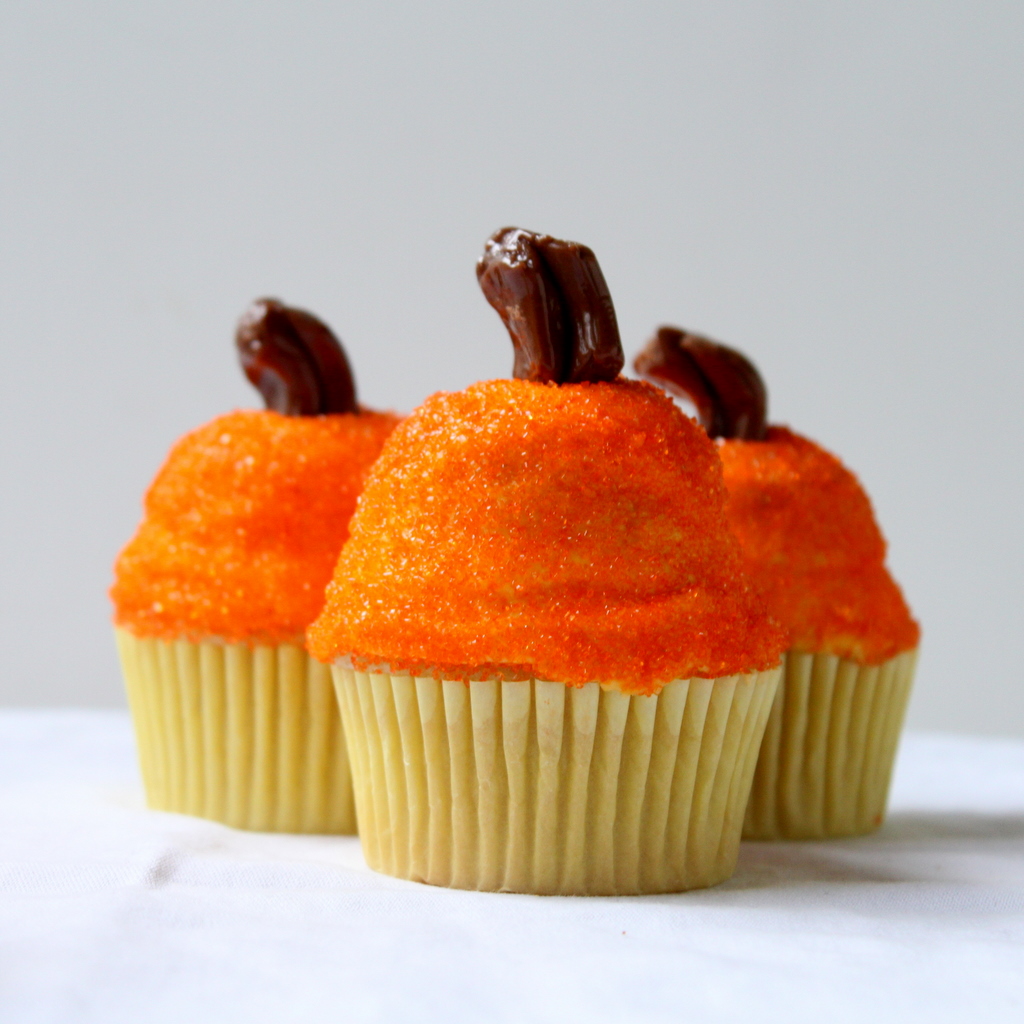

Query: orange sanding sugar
111,408,401,645
307,379,785,693
718,427,920,664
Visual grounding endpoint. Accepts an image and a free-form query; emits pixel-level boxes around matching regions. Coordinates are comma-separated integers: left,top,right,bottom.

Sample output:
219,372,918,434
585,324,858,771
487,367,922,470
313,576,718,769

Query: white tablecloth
1,711,1022,1023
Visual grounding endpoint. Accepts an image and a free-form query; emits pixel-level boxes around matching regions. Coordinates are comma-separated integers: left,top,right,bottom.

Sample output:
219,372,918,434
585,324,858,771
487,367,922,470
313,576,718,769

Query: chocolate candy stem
236,299,358,416
634,327,768,440
476,229,566,384
535,237,623,384
477,227,624,385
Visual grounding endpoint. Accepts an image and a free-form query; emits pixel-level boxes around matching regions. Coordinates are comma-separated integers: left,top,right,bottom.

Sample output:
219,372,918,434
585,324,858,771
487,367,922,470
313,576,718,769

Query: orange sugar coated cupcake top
111,408,401,645
718,427,920,664
308,379,785,693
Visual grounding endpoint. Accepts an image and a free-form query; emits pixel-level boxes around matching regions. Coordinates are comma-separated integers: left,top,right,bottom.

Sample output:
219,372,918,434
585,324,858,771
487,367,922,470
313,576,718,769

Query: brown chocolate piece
476,229,566,383
477,227,624,384
634,326,767,440
235,299,357,416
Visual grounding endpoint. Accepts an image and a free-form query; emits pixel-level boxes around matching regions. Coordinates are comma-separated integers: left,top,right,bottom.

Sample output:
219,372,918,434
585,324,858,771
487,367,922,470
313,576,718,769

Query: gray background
1,2,1021,736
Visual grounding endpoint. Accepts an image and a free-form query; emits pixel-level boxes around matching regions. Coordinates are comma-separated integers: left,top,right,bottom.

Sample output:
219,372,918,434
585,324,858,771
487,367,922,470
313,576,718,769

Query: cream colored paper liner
333,666,780,895
115,628,355,833
743,647,917,840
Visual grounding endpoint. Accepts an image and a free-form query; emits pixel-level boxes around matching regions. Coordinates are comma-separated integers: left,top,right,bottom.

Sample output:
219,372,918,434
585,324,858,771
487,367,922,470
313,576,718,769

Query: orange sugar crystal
111,408,401,645
718,427,920,664
307,379,785,693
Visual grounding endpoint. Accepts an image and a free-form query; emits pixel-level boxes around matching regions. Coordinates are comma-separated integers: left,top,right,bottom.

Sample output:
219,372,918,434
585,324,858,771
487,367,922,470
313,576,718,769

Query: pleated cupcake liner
115,628,356,833
743,647,918,840
333,666,781,895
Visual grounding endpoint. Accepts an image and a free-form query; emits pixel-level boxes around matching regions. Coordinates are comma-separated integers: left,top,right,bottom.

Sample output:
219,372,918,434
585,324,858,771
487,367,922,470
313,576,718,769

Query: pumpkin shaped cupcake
111,300,400,833
308,230,784,893
635,327,920,839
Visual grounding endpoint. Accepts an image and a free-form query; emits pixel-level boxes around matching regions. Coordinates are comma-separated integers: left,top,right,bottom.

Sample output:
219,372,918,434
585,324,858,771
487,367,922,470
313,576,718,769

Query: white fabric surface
1,711,1023,1024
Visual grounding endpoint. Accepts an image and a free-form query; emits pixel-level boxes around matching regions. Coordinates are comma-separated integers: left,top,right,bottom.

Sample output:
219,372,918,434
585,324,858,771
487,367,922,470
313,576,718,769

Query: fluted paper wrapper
743,648,917,840
333,666,780,895
115,628,355,833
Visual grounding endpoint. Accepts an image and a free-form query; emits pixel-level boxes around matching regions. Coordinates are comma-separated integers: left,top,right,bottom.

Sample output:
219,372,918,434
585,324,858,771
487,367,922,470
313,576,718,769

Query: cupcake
308,229,785,894
635,327,920,839
111,299,400,833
